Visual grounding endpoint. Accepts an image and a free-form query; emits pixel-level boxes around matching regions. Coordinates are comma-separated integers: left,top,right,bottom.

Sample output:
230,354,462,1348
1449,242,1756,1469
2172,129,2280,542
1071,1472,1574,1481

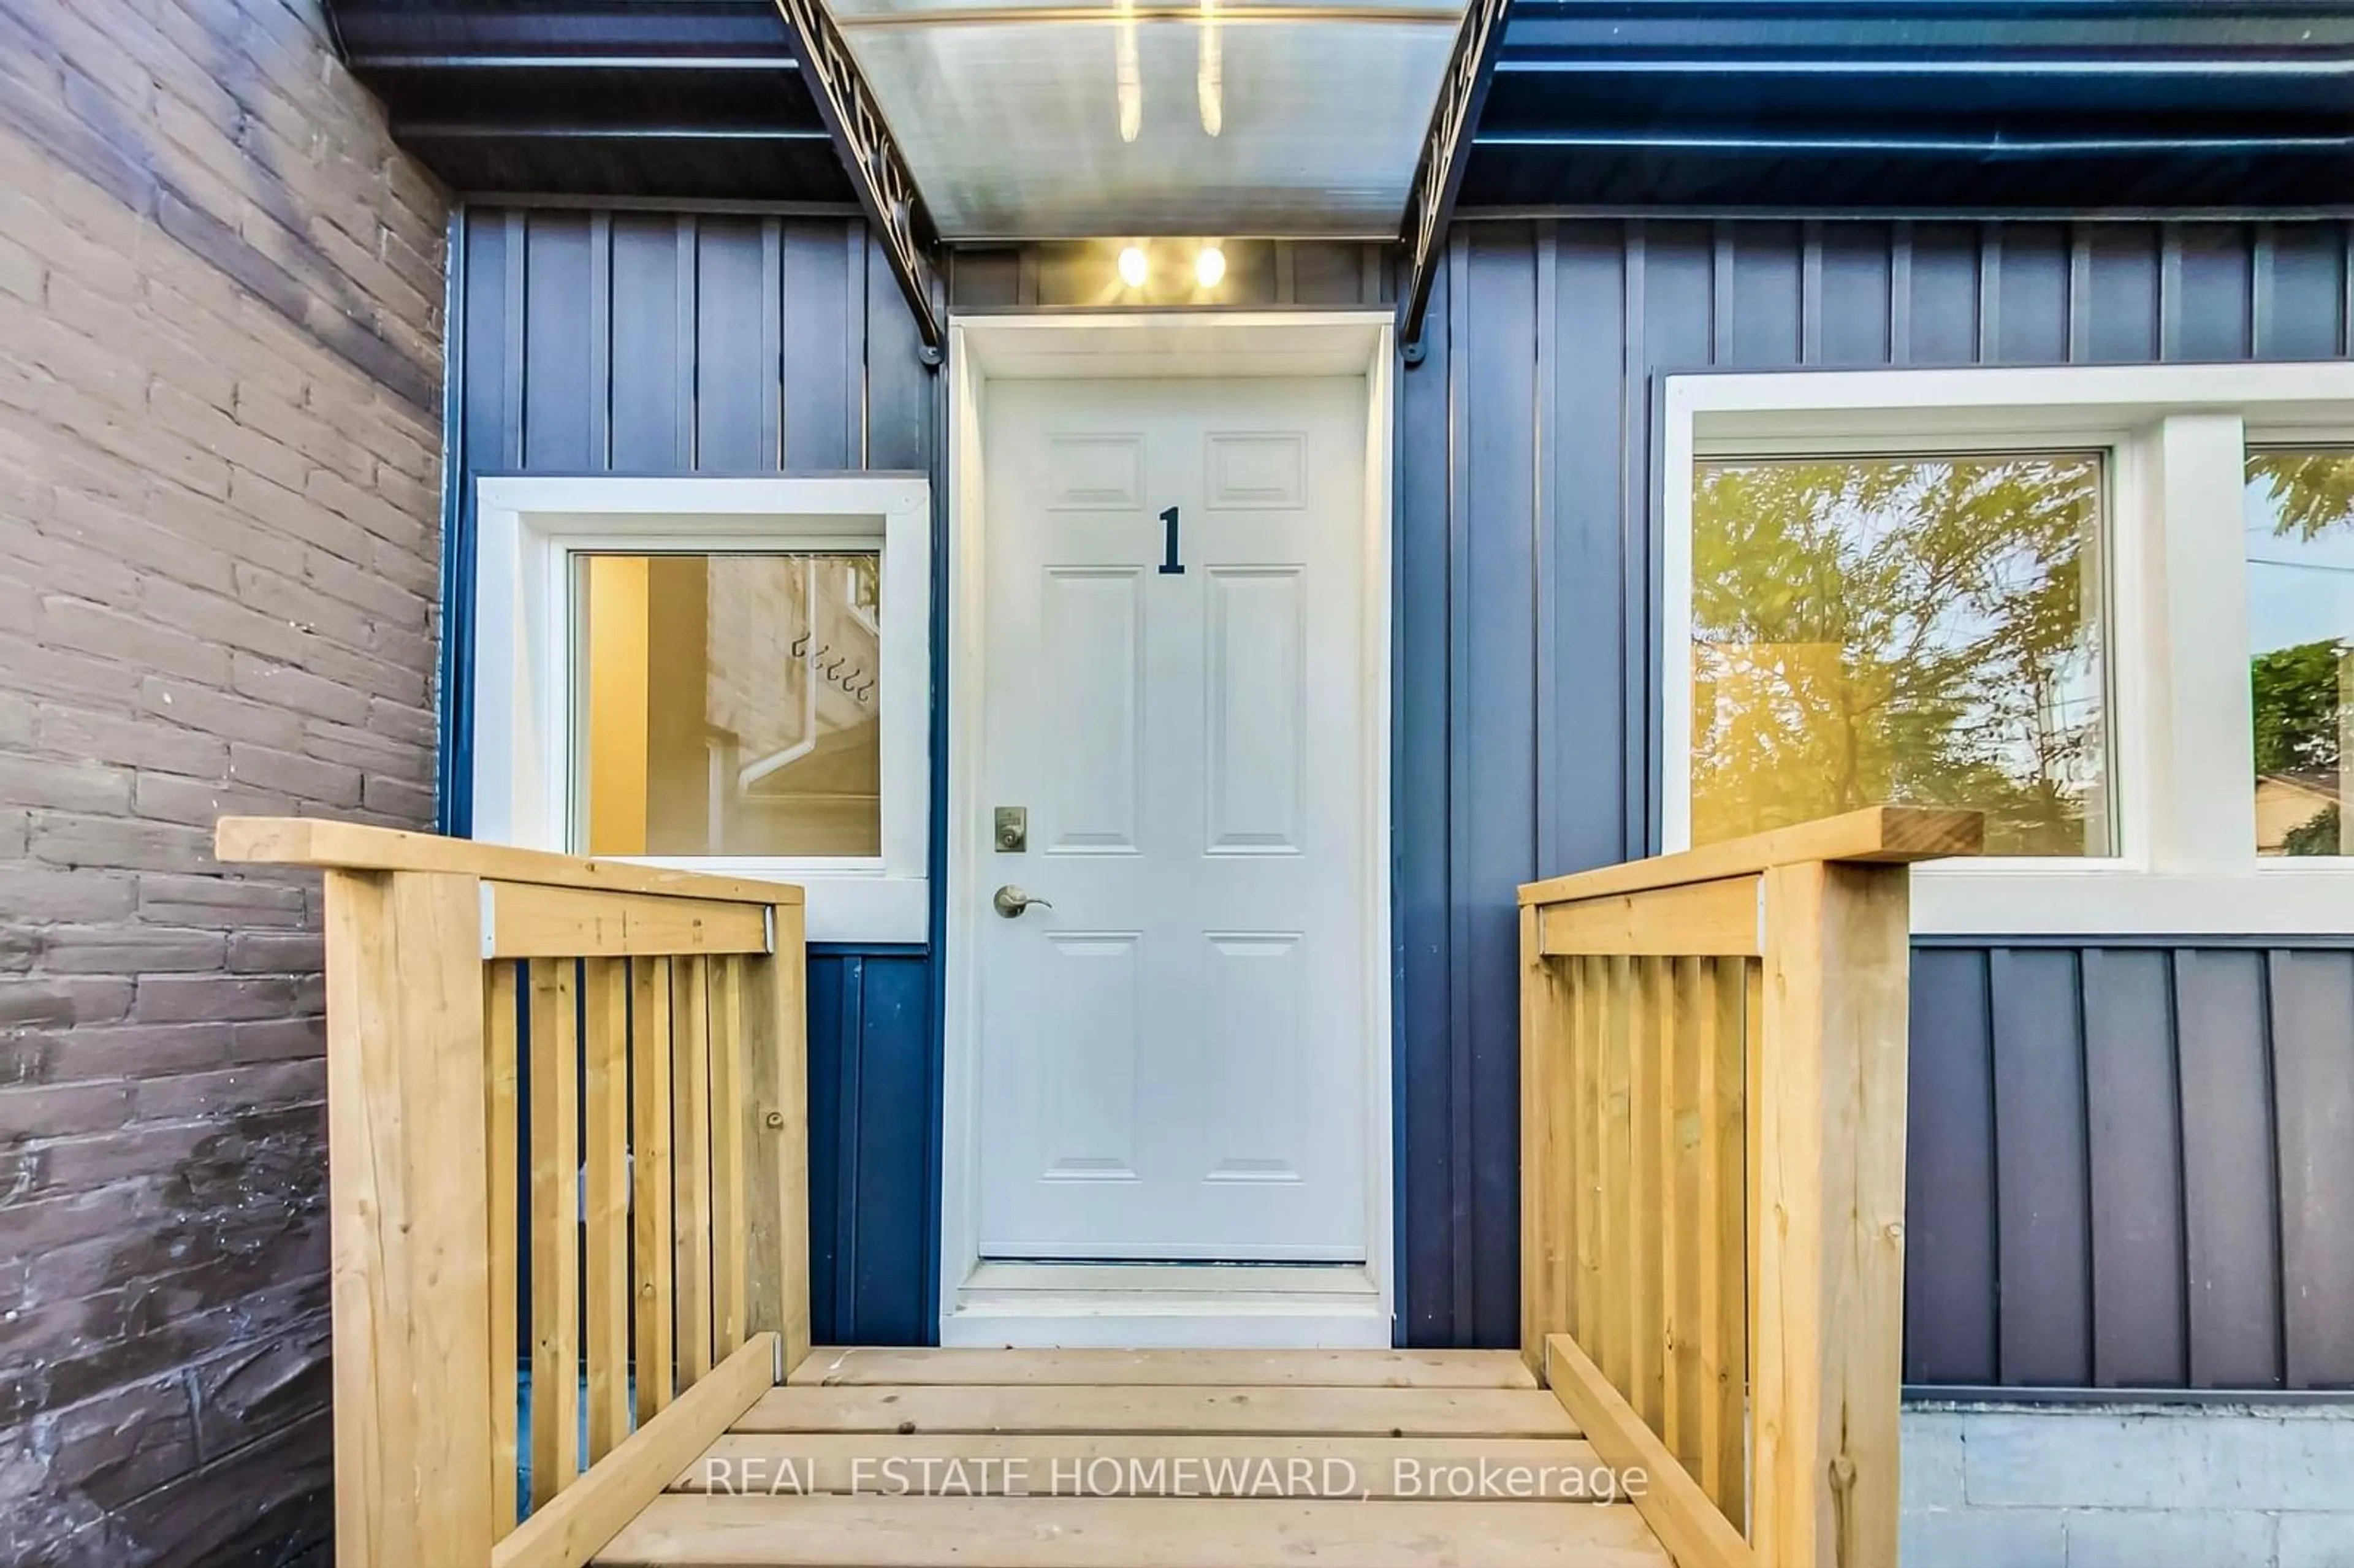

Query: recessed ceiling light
1195,245,1226,289
1118,245,1150,289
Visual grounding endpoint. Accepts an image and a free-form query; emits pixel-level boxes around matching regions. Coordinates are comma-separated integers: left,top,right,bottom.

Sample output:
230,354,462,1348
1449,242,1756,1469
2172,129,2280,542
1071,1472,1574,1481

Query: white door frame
940,311,1396,1347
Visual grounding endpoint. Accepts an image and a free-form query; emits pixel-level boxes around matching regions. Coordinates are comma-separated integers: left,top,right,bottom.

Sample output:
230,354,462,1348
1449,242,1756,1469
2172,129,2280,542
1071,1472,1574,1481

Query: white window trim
1661,362,2354,937
473,475,932,943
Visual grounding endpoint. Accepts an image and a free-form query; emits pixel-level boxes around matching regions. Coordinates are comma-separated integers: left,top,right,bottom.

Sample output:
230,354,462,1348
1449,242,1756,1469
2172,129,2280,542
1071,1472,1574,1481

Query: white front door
974,375,1371,1263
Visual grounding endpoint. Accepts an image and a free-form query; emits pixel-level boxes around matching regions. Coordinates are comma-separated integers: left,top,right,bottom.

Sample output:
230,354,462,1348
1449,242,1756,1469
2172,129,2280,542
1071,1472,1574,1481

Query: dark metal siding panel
447,206,938,1347
2081,948,2189,1387
806,950,850,1339
1903,948,1999,1385
1989,948,2095,1385
2170,223,2257,361
2078,226,2163,365
805,949,935,1346
2269,950,2354,1390
608,215,691,472
1992,224,2071,364
844,953,935,1344
521,215,597,471
693,218,776,471
783,227,859,472
1455,231,1544,1345
1720,221,1802,369
1816,224,1893,367
2256,224,2352,363
1541,222,1632,876
2176,949,2286,1387
1395,238,1458,1344
1901,223,1981,364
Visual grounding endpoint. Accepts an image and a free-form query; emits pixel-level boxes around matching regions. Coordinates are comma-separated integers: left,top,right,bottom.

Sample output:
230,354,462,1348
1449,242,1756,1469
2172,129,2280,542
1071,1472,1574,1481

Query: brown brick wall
0,1,448,1561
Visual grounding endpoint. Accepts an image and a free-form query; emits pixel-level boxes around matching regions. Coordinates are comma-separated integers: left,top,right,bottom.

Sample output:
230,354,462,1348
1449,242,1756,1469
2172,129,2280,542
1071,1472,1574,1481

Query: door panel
975,376,1370,1262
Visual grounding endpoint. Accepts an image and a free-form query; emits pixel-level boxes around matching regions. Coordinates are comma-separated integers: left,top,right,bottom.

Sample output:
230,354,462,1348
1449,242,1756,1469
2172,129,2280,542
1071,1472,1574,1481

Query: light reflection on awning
823,0,1468,238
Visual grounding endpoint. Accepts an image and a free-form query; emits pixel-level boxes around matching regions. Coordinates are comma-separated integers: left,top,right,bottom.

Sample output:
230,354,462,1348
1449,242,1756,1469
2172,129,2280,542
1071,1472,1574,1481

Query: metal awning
815,0,1472,239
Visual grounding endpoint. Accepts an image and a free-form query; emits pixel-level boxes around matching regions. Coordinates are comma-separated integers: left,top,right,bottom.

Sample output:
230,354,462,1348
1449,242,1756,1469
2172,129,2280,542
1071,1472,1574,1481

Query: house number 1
1159,505,1184,574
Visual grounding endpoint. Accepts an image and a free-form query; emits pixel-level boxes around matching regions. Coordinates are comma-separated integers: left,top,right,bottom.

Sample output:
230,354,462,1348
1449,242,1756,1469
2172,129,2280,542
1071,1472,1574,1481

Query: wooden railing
1518,807,1983,1568
215,818,812,1568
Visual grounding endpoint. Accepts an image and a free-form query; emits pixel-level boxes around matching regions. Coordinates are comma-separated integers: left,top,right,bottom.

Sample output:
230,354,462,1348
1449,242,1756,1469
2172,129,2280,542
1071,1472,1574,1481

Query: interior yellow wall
584,555,650,854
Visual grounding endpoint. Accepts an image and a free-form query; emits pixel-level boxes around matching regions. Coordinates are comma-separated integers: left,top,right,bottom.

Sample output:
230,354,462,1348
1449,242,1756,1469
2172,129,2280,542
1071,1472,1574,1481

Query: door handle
992,885,1053,918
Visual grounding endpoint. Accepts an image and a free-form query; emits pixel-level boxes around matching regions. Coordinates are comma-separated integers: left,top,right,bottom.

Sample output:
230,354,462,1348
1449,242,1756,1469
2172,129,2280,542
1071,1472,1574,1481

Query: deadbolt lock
994,805,1027,852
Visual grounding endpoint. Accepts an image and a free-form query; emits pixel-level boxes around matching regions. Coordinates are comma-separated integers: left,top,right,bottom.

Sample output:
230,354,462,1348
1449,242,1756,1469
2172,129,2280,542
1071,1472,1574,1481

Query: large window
1664,362,2354,935
473,477,931,943
2245,448,2353,858
1691,453,2109,857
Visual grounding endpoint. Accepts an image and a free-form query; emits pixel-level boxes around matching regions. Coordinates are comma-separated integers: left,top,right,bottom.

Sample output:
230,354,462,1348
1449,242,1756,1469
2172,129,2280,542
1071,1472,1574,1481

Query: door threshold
944,1261,1391,1350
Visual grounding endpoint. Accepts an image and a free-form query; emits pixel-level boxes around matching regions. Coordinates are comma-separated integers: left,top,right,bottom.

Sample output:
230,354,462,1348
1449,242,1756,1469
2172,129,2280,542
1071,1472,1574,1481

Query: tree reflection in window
2245,449,2354,857
1691,453,2110,856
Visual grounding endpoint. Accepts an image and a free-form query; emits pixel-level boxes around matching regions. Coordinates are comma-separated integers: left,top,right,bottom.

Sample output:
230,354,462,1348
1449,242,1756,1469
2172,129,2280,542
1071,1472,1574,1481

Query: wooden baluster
743,899,812,1375
484,959,520,1538
1600,955,1633,1395
1637,959,1670,1430
1572,956,1604,1355
708,955,748,1360
1664,956,1703,1475
528,957,581,1507
631,957,677,1420
673,954,715,1386
582,957,631,1461
1699,955,1748,1521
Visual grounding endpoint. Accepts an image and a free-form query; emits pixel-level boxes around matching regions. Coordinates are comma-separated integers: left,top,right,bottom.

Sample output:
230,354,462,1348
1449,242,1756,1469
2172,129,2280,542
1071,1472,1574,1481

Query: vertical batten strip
674,954,715,1385
709,956,750,1360
484,959,520,1537
527,958,581,1507
582,957,631,1461
631,958,677,1419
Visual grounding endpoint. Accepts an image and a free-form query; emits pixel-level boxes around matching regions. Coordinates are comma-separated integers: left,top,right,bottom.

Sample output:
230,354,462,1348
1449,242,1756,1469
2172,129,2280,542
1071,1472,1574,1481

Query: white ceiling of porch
826,0,1469,240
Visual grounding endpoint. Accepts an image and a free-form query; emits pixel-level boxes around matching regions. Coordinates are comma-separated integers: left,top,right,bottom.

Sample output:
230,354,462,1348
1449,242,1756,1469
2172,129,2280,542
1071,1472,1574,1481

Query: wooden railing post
1519,807,1979,1568
321,867,496,1567
1519,905,1573,1379
1752,859,1914,1568
742,898,812,1375
218,818,845,1565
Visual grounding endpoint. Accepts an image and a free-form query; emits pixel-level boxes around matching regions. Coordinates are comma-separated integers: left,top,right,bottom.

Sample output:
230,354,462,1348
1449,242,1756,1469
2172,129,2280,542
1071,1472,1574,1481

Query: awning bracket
771,0,948,364
1398,0,1510,365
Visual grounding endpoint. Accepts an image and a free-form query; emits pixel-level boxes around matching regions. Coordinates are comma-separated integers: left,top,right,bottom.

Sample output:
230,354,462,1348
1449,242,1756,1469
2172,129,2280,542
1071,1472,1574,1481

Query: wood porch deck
598,1348,1670,1567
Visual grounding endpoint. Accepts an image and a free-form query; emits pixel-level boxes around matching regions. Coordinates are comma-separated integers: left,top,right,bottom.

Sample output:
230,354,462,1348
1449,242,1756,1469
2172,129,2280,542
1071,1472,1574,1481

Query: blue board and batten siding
441,210,942,1345
1400,217,2354,1388
442,207,2354,1391
1909,940,2354,1393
